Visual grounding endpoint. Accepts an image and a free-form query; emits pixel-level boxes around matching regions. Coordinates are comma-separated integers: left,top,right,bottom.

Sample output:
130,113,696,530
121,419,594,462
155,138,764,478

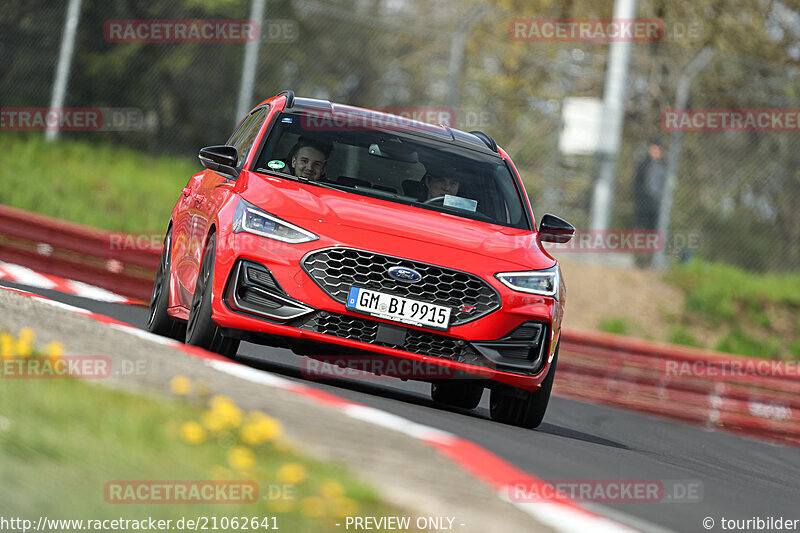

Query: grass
0,330,398,530
667,260,800,323
0,134,197,232
668,326,700,348
599,317,630,335
666,259,800,358
712,328,782,359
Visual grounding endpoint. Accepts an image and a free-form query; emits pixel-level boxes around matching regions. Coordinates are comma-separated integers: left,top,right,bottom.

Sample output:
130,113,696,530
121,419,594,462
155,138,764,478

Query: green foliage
790,340,800,359
599,317,629,335
0,134,195,232
713,328,781,359
668,326,699,348
667,259,800,327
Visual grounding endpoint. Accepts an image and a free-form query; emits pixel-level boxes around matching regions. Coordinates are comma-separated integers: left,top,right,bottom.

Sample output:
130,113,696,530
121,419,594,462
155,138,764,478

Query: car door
184,106,271,302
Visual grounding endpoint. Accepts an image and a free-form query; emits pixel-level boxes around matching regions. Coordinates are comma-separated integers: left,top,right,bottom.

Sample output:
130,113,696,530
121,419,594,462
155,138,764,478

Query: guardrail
556,330,800,446
1,204,797,446
0,204,160,302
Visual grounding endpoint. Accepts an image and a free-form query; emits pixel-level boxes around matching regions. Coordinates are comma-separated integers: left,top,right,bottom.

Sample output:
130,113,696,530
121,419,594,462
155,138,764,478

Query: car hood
239,173,555,270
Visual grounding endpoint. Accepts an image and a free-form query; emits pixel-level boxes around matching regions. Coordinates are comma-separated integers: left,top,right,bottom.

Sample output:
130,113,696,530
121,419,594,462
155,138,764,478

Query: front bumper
211,234,560,390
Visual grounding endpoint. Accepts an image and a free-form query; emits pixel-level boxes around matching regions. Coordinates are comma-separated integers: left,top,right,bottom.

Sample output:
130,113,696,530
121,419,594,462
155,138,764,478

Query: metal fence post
45,0,83,142
236,0,267,124
589,0,636,231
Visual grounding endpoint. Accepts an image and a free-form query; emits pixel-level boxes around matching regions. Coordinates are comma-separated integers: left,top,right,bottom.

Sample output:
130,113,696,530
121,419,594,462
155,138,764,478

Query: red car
148,90,574,428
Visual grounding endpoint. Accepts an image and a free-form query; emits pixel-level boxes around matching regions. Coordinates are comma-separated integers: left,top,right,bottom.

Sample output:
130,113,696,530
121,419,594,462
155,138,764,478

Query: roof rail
470,130,498,152
277,90,295,108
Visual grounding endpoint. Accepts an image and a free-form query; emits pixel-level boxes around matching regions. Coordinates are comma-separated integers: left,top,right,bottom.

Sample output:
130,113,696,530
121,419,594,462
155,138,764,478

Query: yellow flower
277,462,306,484
180,422,206,444
240,412,283,445
170,375,192,395
227,445,255,471
1,334,15,359
330,497,358,518
46,341,63,358
209,395,243,428
16,338,32,358
268,496,295,513
18,328,34,344
319,480,345,499
300,496,326,517
201,410,227,433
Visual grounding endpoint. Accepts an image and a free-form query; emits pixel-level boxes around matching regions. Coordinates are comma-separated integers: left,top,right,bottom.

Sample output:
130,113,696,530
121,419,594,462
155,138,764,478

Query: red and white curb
2,285,649,533
0,261,141,305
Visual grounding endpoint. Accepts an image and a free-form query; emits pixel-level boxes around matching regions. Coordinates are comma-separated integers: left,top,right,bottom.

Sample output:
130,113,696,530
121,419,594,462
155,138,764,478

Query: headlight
495,265,560,299
232,199,318,243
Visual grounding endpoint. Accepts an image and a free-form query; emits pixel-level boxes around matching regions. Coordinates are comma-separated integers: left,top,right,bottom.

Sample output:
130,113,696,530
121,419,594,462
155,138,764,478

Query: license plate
346,287,451,331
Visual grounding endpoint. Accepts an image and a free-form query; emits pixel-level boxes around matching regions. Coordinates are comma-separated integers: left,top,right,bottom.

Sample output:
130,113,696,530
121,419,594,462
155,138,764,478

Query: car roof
269,95,501,158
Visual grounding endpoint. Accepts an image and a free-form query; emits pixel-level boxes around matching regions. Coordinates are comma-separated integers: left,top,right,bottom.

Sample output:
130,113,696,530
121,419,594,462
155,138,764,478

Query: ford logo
387,266,422,283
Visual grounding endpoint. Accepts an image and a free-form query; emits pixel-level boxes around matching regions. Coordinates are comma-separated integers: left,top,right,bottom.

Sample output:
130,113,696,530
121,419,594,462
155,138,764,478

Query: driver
423,173,460,200
288,137,333,181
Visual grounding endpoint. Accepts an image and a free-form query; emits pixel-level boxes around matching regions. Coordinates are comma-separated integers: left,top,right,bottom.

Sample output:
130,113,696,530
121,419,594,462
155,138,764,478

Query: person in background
632,139,666,267
633,139,666,229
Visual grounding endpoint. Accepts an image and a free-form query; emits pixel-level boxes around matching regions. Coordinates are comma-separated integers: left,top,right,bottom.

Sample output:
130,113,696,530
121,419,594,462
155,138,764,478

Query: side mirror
538,213,575,243
199,145,238,176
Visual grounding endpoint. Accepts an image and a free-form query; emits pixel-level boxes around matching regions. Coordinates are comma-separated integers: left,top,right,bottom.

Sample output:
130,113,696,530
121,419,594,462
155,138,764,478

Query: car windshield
252,111,530,230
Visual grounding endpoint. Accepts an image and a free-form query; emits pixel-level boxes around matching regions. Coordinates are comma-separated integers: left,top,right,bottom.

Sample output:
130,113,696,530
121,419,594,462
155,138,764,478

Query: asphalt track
4,278,799,533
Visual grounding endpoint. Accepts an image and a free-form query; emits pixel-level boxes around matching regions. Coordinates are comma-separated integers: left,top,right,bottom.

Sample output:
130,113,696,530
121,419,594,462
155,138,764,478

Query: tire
147,230,185,341
185,233,240,358
489,339,559,429
431,380,484,410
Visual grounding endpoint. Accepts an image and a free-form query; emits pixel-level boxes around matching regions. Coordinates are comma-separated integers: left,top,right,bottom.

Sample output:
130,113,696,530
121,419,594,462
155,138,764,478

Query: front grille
297,312,470,361
301,247,500,326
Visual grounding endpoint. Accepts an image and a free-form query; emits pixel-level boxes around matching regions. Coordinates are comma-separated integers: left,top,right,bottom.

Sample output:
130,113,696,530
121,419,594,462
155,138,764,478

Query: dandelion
277,462,307,484
209,395,243,428
46,341,63,358
18,328,34,343
180,422,206,444
300,496,325,518
170,375,192,395
227,445,255,471
330,497,358,518
1,334,15,359
202,410,227,433
16,328,34,358
240,412,283,445
319,480,345,499
268,495,295,513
